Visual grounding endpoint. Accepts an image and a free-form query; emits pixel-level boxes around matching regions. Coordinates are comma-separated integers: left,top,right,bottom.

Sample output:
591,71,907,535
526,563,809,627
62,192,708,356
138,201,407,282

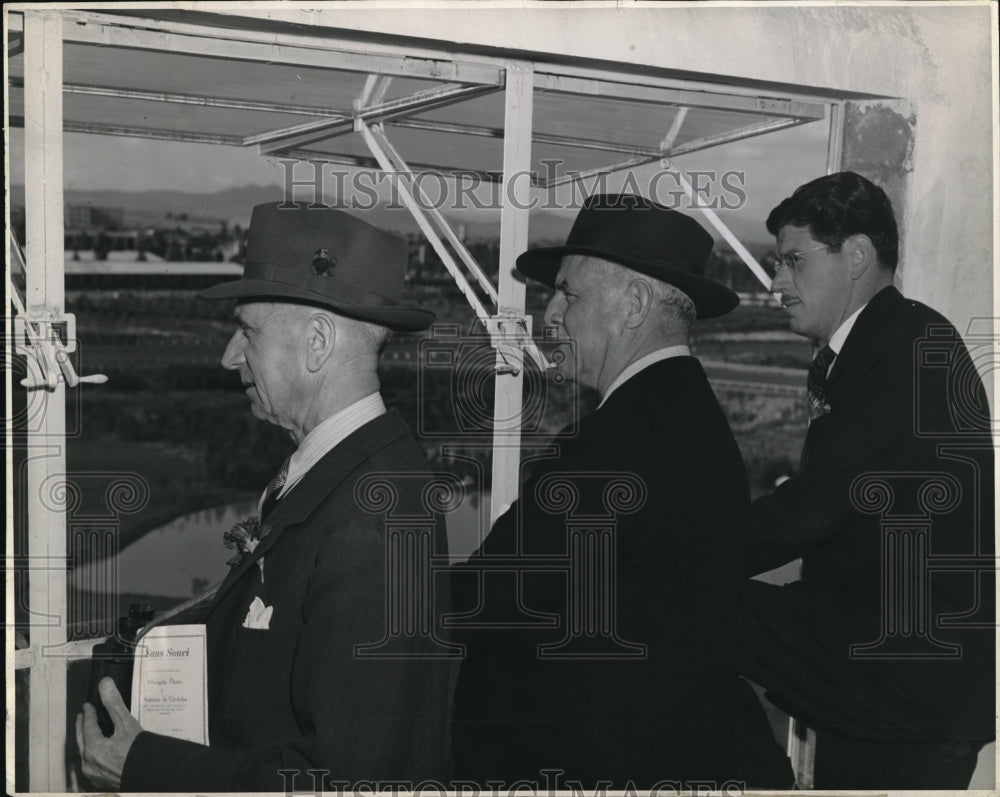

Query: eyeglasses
772,243,829,276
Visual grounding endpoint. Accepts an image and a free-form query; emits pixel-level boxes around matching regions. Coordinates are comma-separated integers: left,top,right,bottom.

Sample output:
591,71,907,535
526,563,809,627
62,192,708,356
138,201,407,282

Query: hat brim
517,246,740,320
200,278,435,332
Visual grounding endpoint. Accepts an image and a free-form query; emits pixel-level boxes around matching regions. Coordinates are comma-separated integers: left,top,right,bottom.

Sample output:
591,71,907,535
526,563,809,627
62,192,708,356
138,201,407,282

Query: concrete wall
250,3,996,390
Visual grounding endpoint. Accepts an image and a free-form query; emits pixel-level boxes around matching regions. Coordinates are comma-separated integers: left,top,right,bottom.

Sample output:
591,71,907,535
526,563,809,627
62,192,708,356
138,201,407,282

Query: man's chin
786,317,812,339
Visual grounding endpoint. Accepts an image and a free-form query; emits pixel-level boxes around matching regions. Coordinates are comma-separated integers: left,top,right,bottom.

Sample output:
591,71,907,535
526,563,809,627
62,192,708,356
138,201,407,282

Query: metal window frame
14,12,68,792
5,8,848,790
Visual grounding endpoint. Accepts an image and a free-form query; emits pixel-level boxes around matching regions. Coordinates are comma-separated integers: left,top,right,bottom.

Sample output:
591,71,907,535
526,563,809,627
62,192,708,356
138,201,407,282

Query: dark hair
766,171,898,271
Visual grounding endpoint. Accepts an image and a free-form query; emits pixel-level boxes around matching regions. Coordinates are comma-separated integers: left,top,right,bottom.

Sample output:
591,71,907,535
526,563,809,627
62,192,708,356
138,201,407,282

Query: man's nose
770,267,792,295
220,332,244,370
543,295,564,328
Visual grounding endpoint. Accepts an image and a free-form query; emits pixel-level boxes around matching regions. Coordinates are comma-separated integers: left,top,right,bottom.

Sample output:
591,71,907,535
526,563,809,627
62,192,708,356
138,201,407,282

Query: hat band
244,261,399,308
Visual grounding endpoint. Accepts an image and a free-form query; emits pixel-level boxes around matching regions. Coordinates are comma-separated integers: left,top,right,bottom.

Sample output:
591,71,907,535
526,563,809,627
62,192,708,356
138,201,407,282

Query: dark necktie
258,457,290,522
806,344,836,421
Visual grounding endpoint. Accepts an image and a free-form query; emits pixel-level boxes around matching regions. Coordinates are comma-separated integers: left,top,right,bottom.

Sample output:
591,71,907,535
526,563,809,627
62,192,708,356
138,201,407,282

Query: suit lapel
203,410,410,618
824,285,902,395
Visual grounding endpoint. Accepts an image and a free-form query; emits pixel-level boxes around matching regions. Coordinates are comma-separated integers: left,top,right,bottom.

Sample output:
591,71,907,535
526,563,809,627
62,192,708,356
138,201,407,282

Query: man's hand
76,676,143,790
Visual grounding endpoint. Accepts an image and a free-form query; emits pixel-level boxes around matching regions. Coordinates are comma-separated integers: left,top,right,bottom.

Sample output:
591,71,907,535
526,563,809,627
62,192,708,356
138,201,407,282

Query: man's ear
624,278,655,329
845,233,877,279
305,312,336,372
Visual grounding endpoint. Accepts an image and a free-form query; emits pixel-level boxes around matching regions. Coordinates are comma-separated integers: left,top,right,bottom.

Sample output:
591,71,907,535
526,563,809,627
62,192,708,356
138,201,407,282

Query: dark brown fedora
516,194,738,319
201,202,434,332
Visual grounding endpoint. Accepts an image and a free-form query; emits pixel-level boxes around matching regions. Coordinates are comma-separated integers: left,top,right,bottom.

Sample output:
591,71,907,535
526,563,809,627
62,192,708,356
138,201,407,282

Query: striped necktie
806,344,836,421
258,456,291,522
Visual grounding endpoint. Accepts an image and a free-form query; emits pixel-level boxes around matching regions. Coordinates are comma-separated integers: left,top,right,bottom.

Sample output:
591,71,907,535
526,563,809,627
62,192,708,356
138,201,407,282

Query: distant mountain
9,183,572,242
11,184,284,226
8,183,772,249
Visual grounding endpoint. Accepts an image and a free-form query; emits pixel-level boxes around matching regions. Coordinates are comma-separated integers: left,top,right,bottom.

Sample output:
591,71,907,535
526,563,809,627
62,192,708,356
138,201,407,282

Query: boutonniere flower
223,516,267,581
809,402,832,422
807,391,833,423
223,516,260,566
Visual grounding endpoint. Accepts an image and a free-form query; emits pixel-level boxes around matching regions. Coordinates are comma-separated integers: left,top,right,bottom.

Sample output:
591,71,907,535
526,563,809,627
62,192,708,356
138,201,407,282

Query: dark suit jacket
742,286,995,741
122,410,454,791
451,357,792,788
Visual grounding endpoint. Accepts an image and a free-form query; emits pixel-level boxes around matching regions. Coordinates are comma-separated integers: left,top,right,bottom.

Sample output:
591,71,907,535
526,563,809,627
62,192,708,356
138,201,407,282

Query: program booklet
130,624,209,745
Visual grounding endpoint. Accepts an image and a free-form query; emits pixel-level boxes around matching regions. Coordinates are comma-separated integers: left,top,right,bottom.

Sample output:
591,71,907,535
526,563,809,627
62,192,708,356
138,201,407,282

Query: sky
8,119,828,246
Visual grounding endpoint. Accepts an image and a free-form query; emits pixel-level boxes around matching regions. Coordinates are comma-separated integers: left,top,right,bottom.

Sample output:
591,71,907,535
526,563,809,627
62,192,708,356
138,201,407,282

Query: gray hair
649,279,696,327
342,315,392,355
599,260,696,329
276,303,392,354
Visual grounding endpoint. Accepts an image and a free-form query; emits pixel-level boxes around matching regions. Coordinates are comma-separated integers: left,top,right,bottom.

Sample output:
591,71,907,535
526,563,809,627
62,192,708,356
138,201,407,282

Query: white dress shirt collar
277,392,386,498
827,304,867,356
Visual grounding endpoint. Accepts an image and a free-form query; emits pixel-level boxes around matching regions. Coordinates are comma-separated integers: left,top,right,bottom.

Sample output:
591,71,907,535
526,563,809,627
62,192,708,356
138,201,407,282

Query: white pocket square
242,596,273,630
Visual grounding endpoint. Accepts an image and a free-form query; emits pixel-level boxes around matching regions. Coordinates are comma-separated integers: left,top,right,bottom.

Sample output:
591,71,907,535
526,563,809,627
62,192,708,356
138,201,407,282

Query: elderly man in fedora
451,194,793,789
77,203,453,791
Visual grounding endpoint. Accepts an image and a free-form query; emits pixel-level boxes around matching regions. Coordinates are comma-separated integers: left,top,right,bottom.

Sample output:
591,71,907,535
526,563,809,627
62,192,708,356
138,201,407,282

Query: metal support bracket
486,311,539,376
10,230,108,391
356,118,550,375
661,158,775,292
12,308,108,391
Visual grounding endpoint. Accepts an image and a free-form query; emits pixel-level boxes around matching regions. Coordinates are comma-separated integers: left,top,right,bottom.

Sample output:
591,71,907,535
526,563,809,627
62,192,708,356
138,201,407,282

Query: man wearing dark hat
77,203,453,791
451,194,793,788
737,172,994,788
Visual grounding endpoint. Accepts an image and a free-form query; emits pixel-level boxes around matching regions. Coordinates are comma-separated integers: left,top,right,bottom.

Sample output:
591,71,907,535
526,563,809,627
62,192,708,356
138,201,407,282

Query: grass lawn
66,434,254,550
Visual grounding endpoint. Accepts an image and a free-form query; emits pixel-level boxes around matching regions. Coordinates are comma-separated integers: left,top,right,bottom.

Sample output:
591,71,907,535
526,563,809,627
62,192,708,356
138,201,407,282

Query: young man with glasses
737,171,995,788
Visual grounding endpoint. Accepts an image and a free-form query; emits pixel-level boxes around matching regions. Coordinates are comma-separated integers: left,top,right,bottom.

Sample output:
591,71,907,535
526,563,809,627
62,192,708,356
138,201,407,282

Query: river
70,493,490,602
